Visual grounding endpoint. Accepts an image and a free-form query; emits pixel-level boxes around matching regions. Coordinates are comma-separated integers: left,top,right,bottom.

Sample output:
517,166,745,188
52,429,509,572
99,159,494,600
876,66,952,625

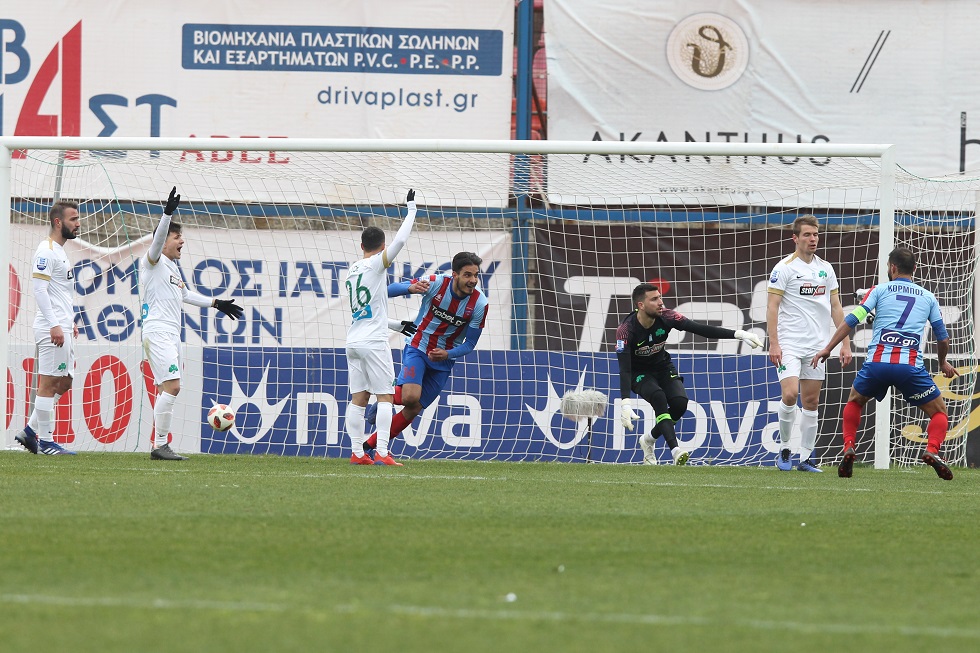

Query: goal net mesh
4,145,976,468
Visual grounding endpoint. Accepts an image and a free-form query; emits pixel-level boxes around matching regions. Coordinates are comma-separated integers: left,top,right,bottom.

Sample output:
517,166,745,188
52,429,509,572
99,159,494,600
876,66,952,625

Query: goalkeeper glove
213,299,244,320
406,188,415,203
399,320,418,336
164,186,181,216
734,330,763,349
620,399,640,431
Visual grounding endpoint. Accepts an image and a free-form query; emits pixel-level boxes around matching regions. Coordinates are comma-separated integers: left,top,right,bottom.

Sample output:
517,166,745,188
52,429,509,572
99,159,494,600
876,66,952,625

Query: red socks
926,412,948,454
842,401,862,450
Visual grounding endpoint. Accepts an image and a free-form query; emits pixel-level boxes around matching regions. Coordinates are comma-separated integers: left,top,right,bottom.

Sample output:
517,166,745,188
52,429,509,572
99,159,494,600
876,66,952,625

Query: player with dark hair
140,187,244,460
343,190,420,466
362,251,489,456
812,247,959,480
618,283,763,465
15,201,82,455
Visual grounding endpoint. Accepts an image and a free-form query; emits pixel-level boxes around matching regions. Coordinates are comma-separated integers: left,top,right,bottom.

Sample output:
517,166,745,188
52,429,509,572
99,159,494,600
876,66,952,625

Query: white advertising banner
1,0,513,140
545,0,980,187
1,1,514,201
5,225,512,452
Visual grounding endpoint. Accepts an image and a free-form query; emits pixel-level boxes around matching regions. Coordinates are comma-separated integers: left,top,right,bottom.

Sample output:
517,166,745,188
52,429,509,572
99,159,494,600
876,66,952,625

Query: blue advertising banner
182,24,503,75
201,348,779,464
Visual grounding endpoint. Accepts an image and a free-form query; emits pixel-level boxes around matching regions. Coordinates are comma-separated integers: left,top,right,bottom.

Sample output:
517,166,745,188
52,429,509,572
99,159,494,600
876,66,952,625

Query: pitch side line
1,593,978,640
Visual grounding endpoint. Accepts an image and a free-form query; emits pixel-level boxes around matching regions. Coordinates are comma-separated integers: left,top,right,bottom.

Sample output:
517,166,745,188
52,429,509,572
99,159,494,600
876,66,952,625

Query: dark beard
61,224,77,239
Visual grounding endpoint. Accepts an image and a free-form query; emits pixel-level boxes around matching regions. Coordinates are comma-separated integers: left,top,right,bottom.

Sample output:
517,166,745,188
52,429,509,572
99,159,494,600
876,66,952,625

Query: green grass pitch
1,453,978,653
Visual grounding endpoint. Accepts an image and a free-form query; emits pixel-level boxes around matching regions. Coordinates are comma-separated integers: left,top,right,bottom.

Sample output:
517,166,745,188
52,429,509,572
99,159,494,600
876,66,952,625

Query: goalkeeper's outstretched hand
164,186,181,216
213,299,244,320
734,329,763,349
399,320,418,336
620,399,640,431
406,188,415,203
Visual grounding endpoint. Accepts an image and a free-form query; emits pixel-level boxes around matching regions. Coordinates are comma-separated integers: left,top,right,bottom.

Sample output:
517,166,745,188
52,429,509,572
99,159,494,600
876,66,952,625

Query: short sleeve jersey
767,253,839,351
345,252,390,346
861,279,944,367
140,253,187,336
32,238,75,330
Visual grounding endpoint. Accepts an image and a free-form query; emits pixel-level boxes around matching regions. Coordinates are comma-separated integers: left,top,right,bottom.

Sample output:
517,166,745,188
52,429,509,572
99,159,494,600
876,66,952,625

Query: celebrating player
14,201,82,455
344,189,420,466
362,251,489,455
767,215,852,473
618,283,762,465
812,247,958,480
140,187,244,461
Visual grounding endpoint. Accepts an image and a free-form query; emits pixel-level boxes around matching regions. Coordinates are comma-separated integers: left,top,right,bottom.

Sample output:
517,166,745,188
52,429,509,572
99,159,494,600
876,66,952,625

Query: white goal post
1,137,974,469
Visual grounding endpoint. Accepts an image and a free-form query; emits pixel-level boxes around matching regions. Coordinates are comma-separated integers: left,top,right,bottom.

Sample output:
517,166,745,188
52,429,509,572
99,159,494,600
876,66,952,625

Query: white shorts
34,327,75,378
346,344,395,395
143,332,182,385
776,350,825,382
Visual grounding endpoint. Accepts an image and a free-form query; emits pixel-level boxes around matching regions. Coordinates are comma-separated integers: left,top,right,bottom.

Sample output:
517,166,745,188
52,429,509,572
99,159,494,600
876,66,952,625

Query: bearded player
362,251,488,455
618,283,763,465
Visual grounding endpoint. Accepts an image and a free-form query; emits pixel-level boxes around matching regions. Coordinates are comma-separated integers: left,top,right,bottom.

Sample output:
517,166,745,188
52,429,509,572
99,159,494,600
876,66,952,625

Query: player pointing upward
344,189,420,466
140,187,244,460
812,247,958,480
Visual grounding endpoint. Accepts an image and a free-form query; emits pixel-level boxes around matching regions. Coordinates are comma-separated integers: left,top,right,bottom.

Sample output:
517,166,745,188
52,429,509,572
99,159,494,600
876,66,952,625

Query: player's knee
668,396,688,421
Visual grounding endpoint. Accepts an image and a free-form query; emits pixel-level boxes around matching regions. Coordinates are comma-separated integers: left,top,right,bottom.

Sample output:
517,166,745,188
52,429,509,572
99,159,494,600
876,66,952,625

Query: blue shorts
397,346,453,408
853,362,940,406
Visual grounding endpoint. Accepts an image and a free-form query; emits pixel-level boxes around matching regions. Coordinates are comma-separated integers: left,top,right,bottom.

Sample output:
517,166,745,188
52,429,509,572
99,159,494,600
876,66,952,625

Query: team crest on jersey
66,268,74,279
169,274,184,288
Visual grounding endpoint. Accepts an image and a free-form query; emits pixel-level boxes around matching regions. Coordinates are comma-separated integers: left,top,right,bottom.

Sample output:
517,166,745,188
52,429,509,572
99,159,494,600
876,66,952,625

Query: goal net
1,139,976,469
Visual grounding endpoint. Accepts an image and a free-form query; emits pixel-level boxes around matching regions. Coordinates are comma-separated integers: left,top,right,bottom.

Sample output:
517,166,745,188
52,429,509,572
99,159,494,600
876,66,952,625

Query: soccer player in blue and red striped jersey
812,247,959,480
363,251,488,453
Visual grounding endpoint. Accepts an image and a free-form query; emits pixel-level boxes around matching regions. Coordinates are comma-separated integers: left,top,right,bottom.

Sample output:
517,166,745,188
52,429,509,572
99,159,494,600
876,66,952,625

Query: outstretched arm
673,315,762,349
382,189,418,266
830,291,853,366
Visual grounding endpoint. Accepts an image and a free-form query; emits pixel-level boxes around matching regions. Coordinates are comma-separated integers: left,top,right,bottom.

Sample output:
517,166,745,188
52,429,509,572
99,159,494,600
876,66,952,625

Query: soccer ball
208,404,235,432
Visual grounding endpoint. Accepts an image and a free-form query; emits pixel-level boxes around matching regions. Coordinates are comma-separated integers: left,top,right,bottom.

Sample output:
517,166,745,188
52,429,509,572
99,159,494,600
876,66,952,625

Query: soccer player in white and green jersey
344,189,419,466
140,187,243,460
767,215,852,472
15,201,82,455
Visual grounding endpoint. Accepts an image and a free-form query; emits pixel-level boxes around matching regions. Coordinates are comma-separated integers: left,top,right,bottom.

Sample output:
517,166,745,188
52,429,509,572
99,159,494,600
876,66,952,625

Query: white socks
777,401,797,447
34,395,55,440
375,402,394,457
28,392,61,436
154,392,178,448
799,408,819,462
346,403,366,455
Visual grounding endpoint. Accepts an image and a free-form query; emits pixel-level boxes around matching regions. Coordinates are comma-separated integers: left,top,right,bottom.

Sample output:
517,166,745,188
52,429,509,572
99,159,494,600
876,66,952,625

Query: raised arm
382,189,418,267
147,187,180,265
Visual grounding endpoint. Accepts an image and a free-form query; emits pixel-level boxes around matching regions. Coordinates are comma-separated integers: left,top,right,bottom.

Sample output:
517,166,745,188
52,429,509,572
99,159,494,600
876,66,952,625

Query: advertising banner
1,1,512,140
1,1,514,200
5,225,511,452
545,0,980,181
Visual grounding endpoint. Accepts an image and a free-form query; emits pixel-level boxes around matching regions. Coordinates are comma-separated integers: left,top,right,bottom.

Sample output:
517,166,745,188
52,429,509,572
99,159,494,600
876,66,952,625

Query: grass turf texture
1,454,978,653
